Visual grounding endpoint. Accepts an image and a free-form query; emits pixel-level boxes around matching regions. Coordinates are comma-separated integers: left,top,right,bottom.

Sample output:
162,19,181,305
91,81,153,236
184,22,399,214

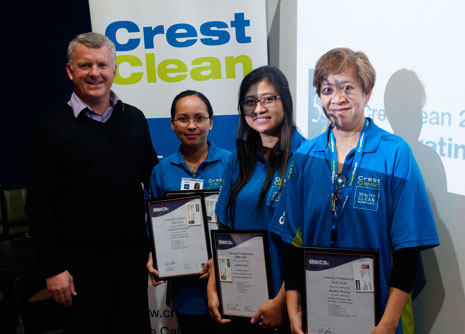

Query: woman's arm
282,241,304,334
286,289,304,334
372,247,420,333
146,252,165,287
371,287,409,334
207,260,231,324
199,258,213,279
251,282,287,330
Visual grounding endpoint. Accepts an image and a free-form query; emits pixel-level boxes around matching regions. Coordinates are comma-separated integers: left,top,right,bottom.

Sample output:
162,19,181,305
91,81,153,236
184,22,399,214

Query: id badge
181,177,204,190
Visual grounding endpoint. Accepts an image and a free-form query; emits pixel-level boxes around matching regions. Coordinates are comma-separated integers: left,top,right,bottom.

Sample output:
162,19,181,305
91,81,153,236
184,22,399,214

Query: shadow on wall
384,69,465,333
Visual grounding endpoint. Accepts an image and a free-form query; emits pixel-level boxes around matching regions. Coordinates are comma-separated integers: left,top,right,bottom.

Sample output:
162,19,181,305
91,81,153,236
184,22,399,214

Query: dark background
1,2,92,189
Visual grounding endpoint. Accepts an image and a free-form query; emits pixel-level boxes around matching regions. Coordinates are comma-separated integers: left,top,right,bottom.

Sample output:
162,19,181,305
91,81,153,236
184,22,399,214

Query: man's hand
46,270,77,308
147,252,165,287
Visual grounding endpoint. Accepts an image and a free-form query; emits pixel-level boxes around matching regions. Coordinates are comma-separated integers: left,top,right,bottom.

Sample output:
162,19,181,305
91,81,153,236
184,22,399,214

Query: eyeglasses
242,95,281,113
330,174,347,213
173,115,210,126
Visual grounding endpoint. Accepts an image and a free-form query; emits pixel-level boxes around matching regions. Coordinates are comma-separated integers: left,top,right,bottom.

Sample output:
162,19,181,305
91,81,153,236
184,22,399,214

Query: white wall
275,1,465,333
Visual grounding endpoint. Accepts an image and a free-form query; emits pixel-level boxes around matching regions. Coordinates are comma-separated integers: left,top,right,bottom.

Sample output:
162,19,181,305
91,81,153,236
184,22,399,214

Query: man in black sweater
26,32,158,333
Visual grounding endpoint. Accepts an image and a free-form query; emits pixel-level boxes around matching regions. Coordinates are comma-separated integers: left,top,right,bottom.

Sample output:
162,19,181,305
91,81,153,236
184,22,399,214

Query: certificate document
148,195,210,279
303,248,379,334
166,189,220,226
212,231,271,318
165,189,220,252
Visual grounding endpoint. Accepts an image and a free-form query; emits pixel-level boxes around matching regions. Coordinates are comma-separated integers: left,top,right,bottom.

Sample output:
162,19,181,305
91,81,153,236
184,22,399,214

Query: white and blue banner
89,0,268,158
89,1,267,332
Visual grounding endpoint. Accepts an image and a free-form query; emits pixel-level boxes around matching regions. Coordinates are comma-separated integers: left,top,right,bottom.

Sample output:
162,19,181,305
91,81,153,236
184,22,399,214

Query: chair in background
2,188,29,239
0,186,4,239
0,187,31,332
0,188,64,333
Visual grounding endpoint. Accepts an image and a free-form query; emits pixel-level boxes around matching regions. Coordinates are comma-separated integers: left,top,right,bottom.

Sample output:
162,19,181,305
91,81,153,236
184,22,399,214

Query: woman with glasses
271,48,439,334
208,66,307,333
147,90,231,334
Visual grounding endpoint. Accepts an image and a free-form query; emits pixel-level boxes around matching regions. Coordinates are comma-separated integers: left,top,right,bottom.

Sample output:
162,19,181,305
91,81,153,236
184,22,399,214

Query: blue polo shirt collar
256,127,306,160
314,117,381,154
290,127,306,152
171,141,222,166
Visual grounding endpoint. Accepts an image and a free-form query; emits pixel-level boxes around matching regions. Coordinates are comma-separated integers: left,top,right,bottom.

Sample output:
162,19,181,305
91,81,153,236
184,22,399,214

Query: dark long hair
227,66,295,216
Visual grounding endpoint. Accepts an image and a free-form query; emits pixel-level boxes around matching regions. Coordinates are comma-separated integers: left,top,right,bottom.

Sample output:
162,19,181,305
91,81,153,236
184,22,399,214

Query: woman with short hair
272,48,439,334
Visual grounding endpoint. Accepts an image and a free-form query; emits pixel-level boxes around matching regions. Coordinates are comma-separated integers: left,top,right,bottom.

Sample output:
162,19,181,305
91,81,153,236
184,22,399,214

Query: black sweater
26,102,158,277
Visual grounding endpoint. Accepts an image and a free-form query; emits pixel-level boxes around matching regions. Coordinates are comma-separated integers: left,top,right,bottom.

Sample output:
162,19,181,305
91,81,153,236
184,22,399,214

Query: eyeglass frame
330,174,348,213
241,95,281,114
330,174,348,244
172,114,211,126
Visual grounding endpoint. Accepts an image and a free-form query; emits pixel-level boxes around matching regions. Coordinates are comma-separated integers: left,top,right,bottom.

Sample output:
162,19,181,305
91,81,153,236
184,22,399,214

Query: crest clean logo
105,13,254,85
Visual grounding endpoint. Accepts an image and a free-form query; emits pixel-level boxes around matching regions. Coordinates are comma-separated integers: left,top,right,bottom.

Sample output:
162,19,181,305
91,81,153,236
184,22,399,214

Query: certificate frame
166,189,222,254
211,230,273,319
165,189,221,225
147,194,211,280
302,247,380,334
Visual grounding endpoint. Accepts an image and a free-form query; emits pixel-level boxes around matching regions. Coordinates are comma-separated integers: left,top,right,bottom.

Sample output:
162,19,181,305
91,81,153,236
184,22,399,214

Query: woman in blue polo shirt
272,48,439,334
208,66,307,333
147,90,231,334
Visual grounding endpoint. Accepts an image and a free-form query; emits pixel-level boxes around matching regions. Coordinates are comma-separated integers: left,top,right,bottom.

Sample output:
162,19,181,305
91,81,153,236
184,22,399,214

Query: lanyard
329,118,370,244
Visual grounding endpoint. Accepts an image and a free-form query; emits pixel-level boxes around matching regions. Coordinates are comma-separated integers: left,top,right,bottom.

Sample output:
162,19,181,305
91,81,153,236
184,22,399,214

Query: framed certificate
166,189,221,253
302,247,380,334
211,230,272,318
165,189,220,225
147,194,211,279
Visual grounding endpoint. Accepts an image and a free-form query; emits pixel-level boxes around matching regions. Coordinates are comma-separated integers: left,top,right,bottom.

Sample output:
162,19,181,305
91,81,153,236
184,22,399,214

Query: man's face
66,43,116,107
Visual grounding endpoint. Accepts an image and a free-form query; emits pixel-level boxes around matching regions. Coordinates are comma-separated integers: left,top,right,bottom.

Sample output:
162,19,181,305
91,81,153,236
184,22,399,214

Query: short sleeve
270,155,305,246
215,153,239,227
150,164,165,199
389,142,439,250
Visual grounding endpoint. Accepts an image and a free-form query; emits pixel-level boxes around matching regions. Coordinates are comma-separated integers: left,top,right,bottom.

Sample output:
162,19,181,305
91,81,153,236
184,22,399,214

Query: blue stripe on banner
147,114,239,159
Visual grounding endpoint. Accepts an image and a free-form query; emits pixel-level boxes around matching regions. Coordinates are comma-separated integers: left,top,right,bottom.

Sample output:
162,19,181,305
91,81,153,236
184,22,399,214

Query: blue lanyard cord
329,119,370,245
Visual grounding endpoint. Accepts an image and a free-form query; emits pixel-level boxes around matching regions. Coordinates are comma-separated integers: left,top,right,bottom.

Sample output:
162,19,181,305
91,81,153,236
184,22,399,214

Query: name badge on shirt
181,177,204,190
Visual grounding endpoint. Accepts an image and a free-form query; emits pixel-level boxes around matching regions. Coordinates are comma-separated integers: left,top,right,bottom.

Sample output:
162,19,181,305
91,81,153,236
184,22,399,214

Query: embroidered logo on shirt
267,185,281,206
353,187,380,211
208,178,223,188
279,211,286,225
353,175,381,211
267,176,284,206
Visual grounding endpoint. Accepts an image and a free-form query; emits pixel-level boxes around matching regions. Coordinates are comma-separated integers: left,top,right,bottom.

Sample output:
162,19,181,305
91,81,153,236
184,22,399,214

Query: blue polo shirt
215,129,307,297
150,141,231,314
270,118,439,334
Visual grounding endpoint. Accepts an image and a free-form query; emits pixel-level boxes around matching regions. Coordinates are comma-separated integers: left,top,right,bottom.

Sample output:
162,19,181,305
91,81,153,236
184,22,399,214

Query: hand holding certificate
302,247,380,334
147,195,211,279
211,230,272,318
166,189,220,254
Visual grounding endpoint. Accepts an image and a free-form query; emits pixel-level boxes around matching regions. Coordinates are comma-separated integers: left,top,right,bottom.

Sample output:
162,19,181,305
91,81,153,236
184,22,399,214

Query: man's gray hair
67,32,116,68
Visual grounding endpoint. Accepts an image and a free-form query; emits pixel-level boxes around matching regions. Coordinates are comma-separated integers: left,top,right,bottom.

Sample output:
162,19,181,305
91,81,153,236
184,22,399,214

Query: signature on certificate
164,259,176,267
